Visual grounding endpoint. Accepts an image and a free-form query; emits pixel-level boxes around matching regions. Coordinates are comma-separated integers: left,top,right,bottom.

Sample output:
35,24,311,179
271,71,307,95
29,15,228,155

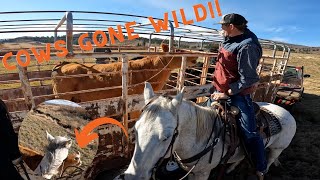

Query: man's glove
211,92,229,100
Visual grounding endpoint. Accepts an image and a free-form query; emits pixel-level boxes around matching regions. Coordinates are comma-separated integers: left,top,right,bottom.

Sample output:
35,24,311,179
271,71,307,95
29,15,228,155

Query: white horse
118,82,296,180
34,131,72,179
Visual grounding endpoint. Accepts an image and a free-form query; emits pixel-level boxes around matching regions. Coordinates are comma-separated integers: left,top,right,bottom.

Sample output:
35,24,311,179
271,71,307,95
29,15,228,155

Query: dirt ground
266,90,320,178
246,52,320,180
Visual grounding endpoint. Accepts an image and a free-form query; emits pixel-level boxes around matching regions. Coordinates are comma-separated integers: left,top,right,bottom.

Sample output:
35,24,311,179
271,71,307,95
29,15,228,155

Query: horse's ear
144,82,154,104
46,131,55,142
171,87,185,108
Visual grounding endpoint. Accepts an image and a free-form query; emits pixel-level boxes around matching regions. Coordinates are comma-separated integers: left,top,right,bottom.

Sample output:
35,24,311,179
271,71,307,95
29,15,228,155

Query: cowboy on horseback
211,13,267,179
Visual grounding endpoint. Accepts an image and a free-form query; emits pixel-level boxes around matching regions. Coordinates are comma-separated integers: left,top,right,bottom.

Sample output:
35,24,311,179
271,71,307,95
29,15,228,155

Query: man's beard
219,30,228,37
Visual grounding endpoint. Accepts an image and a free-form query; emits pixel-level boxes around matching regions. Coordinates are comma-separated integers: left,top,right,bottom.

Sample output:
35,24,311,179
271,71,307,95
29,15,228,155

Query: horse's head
118,82,184,180
35,131,72,179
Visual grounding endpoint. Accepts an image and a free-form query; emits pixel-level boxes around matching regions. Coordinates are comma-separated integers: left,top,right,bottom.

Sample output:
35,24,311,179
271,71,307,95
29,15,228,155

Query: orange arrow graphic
75,117,129,148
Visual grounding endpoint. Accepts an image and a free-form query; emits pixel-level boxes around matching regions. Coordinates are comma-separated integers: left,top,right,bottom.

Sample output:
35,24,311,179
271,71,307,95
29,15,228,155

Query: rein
135,96,225,180
150,101,224,179
19,161,31,180
152,122,179,180
178,114,222,164
58,161,65,177
150,95,180,180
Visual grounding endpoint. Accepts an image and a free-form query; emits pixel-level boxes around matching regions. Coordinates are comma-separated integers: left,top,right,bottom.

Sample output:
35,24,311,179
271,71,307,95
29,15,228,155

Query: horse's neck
34,151,63,178
176,102,221,157
35,153,52,178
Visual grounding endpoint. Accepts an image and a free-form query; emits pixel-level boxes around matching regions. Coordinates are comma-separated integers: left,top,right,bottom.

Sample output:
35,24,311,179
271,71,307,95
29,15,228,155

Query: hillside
1,35,319,55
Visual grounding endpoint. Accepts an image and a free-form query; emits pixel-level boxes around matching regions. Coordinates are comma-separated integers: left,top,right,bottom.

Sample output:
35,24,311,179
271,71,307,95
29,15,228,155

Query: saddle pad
256,107,282,137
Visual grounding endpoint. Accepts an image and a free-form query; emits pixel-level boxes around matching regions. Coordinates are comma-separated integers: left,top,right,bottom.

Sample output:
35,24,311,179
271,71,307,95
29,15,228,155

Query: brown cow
52,44,198,103
19,145,81,175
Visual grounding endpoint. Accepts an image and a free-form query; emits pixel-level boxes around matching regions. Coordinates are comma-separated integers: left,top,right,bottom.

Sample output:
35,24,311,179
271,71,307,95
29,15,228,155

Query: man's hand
211,92,229,100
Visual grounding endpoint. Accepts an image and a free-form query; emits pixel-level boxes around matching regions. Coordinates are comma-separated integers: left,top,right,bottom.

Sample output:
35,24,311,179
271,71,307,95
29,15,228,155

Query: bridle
151,104,180,180
120,96,223,180
150,97,223,180
150,100,223,180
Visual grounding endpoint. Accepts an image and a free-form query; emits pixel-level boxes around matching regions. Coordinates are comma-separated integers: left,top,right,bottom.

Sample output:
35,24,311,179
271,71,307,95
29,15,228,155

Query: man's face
220,23,232,37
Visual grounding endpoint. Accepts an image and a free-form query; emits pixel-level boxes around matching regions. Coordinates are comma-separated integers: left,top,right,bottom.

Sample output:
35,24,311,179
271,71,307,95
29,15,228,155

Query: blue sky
0,0,319,47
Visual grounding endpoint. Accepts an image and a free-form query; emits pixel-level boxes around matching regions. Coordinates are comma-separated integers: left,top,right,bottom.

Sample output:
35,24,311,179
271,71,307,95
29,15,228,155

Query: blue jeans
229,94,267,172
208,94,267,172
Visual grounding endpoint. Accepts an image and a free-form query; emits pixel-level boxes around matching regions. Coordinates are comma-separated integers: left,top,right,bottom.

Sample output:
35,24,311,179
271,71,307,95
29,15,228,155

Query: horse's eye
75,157,79,160
161,130,173,142
161,136,169,142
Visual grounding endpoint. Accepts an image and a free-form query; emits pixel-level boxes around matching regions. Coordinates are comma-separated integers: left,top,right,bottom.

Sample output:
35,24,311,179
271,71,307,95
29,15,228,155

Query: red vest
213,47,239,93
213,47,256,95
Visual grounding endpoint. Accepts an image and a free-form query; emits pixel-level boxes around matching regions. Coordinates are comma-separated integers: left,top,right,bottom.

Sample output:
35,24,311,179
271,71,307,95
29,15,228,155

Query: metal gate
0,11,290,179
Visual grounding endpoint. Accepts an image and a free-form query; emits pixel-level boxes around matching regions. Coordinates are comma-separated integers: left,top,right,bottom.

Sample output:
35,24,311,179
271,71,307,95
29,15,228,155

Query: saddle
211,100,282,141
153,98,282,180
209,99,282,171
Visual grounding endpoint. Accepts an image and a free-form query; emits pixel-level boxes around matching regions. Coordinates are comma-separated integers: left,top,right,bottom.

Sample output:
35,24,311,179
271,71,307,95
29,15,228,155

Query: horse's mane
142,96,219,142
186,101,219,141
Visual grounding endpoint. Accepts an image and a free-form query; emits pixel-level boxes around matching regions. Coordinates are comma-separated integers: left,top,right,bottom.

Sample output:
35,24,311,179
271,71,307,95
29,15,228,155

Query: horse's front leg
188,172,210,180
